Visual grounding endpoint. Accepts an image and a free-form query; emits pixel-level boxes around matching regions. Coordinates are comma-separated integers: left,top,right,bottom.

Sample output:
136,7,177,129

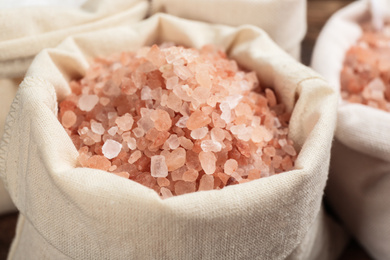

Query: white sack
1,14,346,260
0,0,149,216
150,0,306,60
312,1,390,259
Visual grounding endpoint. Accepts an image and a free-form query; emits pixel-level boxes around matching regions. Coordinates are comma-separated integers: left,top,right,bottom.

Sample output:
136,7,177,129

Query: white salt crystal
127,137,137,150
107,126,118,136
190,127,208,140
226,95,243,109
175,116,189,128
141,86,152,100
151,155,168,177
133,127,145,138
201,140,222,152
102,139,122,159
78,94,99,112
220,102,231,123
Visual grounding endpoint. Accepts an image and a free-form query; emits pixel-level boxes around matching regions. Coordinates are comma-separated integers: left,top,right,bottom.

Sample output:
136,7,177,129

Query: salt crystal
127,137,137,150
224,159,238,175
62,111,77,128
151,155,168,177
198,174,214,191
157,177,170,187
174,180,196,195
186,110,211,130
91,121,105,135
179,136,194,150
166,134,180,149
150,109,172,131
201,140,222,152
165,148,186,171
141,86,152,100
87,155,111,171
132,127,145,138
199,151,216,175
160,187,173,199
210,127,225,142
182,169,199,182
175,116,189,128
78,94,99,112
282,144,297,156
128,150,142,164
108,126,118,136
115,113,134,131
220,102,231,123
102,139,122,159
190,127,208,140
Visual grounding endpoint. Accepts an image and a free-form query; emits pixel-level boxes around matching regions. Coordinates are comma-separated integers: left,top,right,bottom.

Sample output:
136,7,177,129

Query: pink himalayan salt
190,127,208,140
62,110,77,128
59,44,297,199
87,155,111,171
151,155,168,177
198,174,214,191
78,94,99,112
115,113,134,131
128,150,142,164
341,22,390,111
224,159,238,175
157,177,170,187
174,180,196,195
186,110,211,130
150,109,172,131
199,151,217,175
102,139,122,159
201,140,222,152
183,168,199,182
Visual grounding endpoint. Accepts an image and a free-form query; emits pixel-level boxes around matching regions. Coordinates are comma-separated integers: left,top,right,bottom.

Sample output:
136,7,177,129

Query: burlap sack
1,14,347,260
150,0,306,60
0,0,149,215
312,1,390,259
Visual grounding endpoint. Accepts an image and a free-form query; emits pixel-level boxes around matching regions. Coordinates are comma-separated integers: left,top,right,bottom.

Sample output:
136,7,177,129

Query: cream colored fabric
150,0,306,60
312,1,390,259
0,0,149,216
1,14,345,260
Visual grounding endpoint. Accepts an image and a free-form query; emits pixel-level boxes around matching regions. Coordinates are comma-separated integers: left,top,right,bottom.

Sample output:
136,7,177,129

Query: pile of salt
59,44,297,198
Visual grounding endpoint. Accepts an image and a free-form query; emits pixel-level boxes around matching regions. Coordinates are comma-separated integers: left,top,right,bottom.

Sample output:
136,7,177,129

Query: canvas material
150,0,306,60
1,14,345,260
311,1,390,259
0,0,149,216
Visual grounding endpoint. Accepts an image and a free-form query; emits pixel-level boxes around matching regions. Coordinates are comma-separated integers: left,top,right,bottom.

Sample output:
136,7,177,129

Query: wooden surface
0,1,375,259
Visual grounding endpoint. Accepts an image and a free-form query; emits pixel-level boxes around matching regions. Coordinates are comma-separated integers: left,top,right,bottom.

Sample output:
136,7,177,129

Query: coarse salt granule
58,43,297,198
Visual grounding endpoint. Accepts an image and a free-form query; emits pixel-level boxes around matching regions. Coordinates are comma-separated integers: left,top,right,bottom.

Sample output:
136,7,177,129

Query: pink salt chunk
78,94,99,112
199,151,216,175
62,111,77,128
198,175,214,191
87,155,111,171
224,159,238,175
115,113,134,131
186,110,211,130
150,109,172,131
102,139,122,159
151,155,168,178
174,180,196,195
201,140,222,152
182,169,199,182
160,187,173,199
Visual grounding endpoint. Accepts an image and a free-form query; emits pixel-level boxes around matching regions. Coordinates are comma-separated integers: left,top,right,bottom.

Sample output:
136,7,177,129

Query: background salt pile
341,23,390,111
58,44,297,198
